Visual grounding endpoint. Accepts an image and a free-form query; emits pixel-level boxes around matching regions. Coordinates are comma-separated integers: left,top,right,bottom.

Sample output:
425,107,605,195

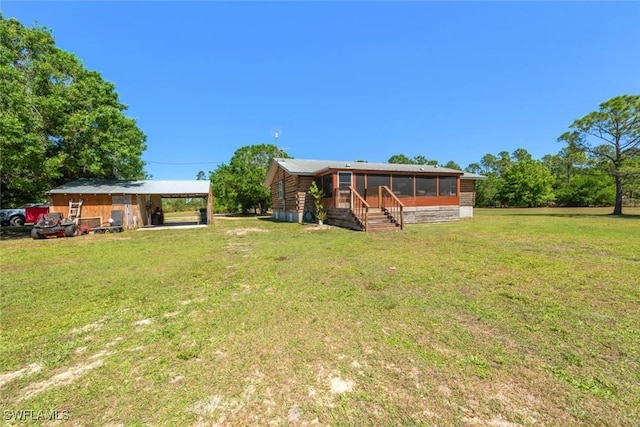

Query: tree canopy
0,16,147,207
209,144,290,214
498,159,555,207
387,154,460,168
558,95,640,215
542,147,615,207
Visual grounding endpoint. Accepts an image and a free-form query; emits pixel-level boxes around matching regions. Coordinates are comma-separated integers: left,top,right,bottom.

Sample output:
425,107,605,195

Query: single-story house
45,179,213,229
264,158,485,231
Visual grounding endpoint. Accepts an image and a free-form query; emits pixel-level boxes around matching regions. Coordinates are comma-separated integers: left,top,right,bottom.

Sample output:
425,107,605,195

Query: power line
146,160,225,165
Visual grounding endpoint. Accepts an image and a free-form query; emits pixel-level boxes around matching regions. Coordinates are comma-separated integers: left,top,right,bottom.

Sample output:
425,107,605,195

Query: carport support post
145,197,153,226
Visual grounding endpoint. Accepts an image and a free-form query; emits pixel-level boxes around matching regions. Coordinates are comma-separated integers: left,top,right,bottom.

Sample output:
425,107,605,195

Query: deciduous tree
210,144,290,214
387,154,438,165
498,160,555,207
0,16,147,207
209,163,236,213
554,171,614,207
442,160,462,170
542,147,614,206
387,154,413,164
468,148,547,208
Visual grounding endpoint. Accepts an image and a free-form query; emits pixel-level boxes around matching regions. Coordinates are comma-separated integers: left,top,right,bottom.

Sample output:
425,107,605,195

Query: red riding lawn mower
31,213,90,239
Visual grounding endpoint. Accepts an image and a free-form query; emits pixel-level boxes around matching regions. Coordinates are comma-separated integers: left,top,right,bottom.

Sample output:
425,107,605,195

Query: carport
46,179,213,229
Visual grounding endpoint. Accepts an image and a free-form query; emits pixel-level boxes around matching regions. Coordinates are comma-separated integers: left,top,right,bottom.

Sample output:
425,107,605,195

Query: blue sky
2,1,639,180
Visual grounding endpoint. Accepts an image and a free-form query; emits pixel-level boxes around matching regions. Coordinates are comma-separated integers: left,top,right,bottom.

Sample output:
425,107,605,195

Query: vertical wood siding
48,194,144,228
47,194,172,228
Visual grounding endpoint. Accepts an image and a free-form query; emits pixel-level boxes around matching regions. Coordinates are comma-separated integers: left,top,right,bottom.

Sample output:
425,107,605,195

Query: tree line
386,146,623,209
2,17,637,216
468,95,639,212
207,95,638,215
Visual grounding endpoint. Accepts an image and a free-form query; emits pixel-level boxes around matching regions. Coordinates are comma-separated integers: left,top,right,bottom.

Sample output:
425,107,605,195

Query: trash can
199,208,207,224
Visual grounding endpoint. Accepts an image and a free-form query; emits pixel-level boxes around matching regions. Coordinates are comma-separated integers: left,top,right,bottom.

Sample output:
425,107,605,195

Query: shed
46,179,213,229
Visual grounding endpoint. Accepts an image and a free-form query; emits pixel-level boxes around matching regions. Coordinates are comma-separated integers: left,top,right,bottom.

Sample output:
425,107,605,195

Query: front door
337,172,352,208
366,175,391,208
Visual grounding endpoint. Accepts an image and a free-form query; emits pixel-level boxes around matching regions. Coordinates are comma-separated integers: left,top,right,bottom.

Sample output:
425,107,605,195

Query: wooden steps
365,210,400,232
325,208,364,231
326,207,402,232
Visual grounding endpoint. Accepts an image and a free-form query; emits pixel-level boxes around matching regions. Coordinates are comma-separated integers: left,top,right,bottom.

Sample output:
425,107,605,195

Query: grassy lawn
1,208,639,425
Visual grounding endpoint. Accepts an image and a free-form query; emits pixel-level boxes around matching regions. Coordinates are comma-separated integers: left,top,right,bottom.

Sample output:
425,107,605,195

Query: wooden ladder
68,199,83,224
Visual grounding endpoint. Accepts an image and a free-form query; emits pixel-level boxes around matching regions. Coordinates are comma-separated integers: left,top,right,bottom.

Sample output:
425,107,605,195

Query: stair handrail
348,186,369,232
379,186,404,230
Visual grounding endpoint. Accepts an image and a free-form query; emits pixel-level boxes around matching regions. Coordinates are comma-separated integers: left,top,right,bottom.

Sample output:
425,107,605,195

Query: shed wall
48,194,145,229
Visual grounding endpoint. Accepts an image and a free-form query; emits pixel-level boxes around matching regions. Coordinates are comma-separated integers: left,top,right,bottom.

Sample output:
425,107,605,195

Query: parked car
0,204,49,226
0,207,25,226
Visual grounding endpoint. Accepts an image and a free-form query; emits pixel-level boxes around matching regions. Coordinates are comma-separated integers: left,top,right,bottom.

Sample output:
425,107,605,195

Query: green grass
1,207,639,425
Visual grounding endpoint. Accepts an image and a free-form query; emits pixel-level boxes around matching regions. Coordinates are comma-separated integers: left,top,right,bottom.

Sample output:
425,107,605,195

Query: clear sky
2,1,639,180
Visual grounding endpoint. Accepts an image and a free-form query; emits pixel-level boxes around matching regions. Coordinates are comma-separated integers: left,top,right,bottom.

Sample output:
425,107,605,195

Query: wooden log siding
283,173,298,214
270,168,295,212
270,172,316,222
297,176,315,213
460,180,476,207
270,180,283,211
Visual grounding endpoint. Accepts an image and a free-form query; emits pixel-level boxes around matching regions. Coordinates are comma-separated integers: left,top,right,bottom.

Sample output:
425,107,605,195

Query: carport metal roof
46,179,211,198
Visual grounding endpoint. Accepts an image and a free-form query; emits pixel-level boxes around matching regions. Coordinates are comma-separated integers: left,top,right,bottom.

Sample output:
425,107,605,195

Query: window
338,172,352,188
438,176,457,196
321,174,333,197
367,174,391,189
278,180,284,200
392,175,413,197
315,174,333,197
415,176,437,196
355,174,365,196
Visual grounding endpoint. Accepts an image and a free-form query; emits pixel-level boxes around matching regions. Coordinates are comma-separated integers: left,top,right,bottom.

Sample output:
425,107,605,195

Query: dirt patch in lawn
225,228,268,236
0,363,42,388
18,350,112,401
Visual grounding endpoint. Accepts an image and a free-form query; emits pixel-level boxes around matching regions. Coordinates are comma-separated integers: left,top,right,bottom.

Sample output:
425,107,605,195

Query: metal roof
461,172,487,180
46,179,211,197
279,158,461,174
264,158,479,186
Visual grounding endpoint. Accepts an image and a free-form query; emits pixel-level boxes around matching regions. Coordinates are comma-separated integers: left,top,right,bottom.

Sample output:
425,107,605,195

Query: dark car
0,207,26,226
0,204,49,226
